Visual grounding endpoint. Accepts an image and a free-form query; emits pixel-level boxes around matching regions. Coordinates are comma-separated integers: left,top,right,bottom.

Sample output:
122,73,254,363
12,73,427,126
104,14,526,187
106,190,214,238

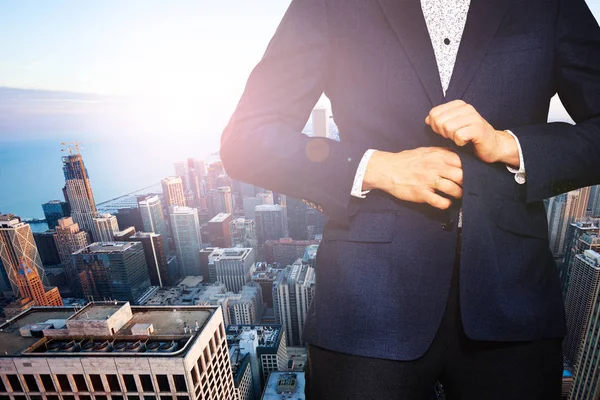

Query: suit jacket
220,0,600,360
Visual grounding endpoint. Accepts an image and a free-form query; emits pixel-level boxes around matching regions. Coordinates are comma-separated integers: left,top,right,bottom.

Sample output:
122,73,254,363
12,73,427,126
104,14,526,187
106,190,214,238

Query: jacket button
442,219,454,232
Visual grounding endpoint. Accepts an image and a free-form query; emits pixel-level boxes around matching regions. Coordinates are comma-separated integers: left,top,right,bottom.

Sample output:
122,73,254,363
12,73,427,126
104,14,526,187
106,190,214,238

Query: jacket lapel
444,0,510,101
377,0,444,106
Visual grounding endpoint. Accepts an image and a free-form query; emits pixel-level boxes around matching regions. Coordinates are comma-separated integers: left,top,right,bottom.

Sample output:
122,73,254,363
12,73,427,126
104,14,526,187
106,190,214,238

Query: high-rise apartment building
73,242,150,303
273,260,315,347
138,195,169,244
0,302,236,400
93,213,120,242
0,214,46,295
162,176,187,208
230,218,257,249
213,248,255,293
564,250,600,366
116,232,171,287
208,213,233,248
311,106,329,138
53,217,89,292
226,325,288,399
62,150,98,239
42,200,71,231
171,206,203,277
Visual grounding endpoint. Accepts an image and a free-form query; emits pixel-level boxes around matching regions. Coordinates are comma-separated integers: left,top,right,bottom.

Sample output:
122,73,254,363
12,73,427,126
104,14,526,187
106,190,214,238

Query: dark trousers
305,231,563,400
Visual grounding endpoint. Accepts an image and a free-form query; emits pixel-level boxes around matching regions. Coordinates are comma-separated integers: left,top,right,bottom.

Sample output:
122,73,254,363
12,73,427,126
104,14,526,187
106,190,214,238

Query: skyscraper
116,231,171,287
0,214,46,295
93,213,120,242
560,220,600,299
73,242,151,302
311,106,329,138
549,188,592,258
53,217,89,292
264,238,320,266
171,206,203,276
255,205,289,246
61,146,98,239
115,206,145,232
564,250,600,367
213,248,255,293
208,213,233,247
230,218,257,249
42,200,71,230
273,260,315,346
162,176,187,208
33,230,62,267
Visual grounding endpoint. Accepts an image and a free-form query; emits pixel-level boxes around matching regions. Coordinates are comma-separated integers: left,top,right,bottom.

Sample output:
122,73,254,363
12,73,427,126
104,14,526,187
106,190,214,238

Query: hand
362,147,463,210
425,100,520,167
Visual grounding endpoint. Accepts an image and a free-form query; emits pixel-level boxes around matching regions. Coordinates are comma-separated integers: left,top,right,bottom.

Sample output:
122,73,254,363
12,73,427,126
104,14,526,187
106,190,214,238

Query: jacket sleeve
508,0,600,202
220,0,368,227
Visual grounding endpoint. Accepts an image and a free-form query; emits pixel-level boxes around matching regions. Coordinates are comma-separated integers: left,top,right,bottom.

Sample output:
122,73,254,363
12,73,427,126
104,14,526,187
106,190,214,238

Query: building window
62,396,75,400
56,375,71,392
144,396,156,400
122,376,137,393
23,375,39,392
160,396,171,400
106,375,121,392
46,395,59,400
7,375,23,392
0,377,6,393
177,397,189,400
39,375,55,392
73,375,89,392
0,396,8,400
80,395,91,400
96,396,108,400
172,376,187,393
190,368,198,386
127,396,140,400
111,396,124,400
139,376,153,393
30,396,42,400
155,376,170,393
14,396,26,400
89,375,104,392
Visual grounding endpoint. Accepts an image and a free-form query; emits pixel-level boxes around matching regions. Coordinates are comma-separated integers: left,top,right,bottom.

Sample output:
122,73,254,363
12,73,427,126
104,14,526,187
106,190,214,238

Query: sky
0,0,599,218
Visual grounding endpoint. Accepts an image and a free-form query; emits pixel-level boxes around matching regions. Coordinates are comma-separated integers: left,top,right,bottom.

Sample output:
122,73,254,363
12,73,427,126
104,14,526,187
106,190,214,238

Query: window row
0,375,188,395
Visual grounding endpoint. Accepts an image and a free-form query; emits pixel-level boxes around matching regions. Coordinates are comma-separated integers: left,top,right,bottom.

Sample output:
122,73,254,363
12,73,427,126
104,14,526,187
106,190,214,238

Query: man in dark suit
220,0,600,398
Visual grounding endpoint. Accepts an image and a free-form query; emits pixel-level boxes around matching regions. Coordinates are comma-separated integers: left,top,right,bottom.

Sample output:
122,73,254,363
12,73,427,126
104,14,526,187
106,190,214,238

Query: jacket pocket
323,210,396,243
495,198,549,239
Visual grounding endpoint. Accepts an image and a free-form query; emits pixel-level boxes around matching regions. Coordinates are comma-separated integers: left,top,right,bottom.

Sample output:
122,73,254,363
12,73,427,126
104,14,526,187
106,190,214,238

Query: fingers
433,176,463,199
421,190,453,210
439,165,463,187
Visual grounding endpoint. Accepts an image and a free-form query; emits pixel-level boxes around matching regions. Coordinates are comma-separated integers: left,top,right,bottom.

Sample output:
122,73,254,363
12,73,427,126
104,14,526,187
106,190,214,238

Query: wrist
362,150,391,192
494,130,520,167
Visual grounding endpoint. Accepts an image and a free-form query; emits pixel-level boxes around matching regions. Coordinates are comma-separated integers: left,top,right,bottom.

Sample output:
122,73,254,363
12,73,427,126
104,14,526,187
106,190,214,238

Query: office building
230,349,255,400
113,226,136,241
171,206,203,277
53,217,89,292
227,282,264,325
42,200,71,231
273,260,315,347
226,325,288,399
549,188,592,258
243,196,263,220
252,263,283,308
261,372,305,400
33,230,62,267
286,197,310,240
73,242,150,303
4,259,63,318
208,213,233,248
62,150,98,239
115,207,145,233
93,213,120,243
255,205,289,249
162,176,187,208
0,302,235,400
311,106,329,138
264,239,320,267
116,232,171,287
138,195,169,243
0,214,46,295
213,248,255,293
561,220,600,300
564,250,600,366
231,218,257,249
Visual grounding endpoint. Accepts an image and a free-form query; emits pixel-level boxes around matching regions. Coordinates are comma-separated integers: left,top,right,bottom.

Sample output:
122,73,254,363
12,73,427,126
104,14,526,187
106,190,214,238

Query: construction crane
60,141,83,155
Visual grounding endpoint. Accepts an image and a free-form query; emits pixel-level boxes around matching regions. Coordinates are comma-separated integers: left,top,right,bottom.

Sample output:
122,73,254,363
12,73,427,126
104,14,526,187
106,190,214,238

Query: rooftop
226,325,282,349
209,213,232,223
74,242,138,255
261,372,305,400
0,303,215,357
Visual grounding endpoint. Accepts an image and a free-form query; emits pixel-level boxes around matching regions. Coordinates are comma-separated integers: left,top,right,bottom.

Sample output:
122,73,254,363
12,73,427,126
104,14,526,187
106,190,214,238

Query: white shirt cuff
504,130,526,184
351,149,378,198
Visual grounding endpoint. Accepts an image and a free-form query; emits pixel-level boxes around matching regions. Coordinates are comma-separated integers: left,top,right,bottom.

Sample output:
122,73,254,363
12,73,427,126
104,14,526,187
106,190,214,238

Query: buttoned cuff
505,130,526,184
351,149,378,198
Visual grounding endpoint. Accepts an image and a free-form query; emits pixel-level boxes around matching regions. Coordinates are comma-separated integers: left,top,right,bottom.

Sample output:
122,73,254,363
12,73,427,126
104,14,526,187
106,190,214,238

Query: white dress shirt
350,0,526,200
